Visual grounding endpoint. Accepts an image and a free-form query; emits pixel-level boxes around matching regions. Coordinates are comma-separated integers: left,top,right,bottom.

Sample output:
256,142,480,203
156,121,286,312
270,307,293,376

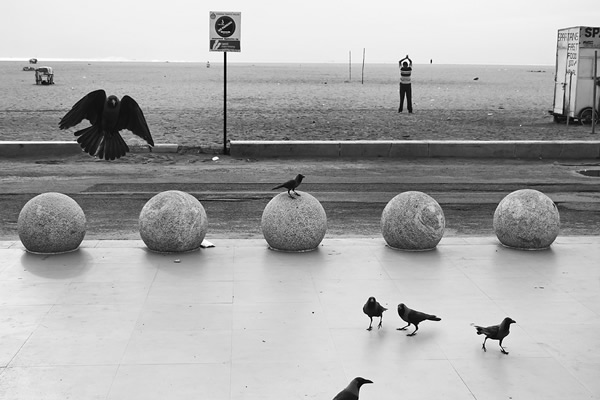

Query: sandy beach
0,61,597,149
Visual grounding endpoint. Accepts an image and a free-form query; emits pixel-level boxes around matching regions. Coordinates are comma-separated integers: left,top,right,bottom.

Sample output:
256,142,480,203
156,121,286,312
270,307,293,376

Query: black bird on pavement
363,296,387,331
475,317,516,354
397,303,441,336
272,174,305,198
59,89,154,160
332,377,373,400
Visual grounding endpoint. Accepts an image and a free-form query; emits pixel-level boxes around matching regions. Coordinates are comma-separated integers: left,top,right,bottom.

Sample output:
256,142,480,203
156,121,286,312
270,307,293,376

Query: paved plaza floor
0,236,598,399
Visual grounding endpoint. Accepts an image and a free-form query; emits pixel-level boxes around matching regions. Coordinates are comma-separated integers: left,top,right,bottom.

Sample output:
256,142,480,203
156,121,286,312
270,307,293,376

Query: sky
1,0,599,65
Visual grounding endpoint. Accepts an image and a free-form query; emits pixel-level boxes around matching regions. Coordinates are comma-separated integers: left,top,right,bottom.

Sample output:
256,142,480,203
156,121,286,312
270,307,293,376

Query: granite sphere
139,190,208,253
17,192,86,254
493,189,560,249
381,191,445,251
261,191,327,251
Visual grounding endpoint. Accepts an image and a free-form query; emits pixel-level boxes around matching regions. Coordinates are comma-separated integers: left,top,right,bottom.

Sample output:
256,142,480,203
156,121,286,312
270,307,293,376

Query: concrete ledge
230,141,341,158
129,144,181,153
339,141,392,157
0,141,82,158
149,144,181,153
230,140,600,159
0,141,181,158
3,140,600,160
389,141,429,157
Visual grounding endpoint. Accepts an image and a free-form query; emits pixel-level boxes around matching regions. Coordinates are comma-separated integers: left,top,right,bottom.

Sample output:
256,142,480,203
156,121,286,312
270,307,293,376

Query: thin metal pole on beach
223,52,228,154
349,51,351,81
593,50,598,135
567,72,573,126
361,48,365,84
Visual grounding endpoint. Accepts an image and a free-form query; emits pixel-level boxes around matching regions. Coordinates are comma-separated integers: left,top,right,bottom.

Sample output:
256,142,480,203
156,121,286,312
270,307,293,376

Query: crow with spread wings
59,89,154,160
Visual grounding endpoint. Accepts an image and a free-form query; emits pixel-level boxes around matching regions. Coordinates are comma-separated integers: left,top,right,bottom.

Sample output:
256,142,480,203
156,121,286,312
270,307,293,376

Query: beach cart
35,66,54,85
552,26,600,124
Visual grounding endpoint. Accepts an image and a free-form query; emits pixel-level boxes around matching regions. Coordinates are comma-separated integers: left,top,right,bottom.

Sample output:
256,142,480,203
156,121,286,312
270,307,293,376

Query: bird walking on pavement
59,89,154,160
474,317,516,354
272,174,305,198
397,303,441,336
363,296,387,331
332,377,373,400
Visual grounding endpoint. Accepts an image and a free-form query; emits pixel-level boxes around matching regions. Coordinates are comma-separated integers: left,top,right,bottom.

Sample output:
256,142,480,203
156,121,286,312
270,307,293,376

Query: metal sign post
209,11,241,155
224,52,227,148
566,72,573,126
593,50,598,134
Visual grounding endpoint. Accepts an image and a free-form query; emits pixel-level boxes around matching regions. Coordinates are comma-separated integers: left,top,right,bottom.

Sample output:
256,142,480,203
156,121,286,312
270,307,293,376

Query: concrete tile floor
0,237,598,399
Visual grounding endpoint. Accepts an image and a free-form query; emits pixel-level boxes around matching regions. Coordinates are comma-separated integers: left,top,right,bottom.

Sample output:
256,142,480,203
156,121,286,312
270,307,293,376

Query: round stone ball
493,189,560,250
139,190,208,253
17,192,86,254
261,191,327,252
381,191,445,251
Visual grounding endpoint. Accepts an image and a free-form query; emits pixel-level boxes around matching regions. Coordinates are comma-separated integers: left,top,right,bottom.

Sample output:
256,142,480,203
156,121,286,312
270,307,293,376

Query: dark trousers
399,84,412,113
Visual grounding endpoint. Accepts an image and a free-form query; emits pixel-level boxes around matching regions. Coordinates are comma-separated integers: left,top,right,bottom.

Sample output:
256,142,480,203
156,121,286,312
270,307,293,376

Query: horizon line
0,57,554,67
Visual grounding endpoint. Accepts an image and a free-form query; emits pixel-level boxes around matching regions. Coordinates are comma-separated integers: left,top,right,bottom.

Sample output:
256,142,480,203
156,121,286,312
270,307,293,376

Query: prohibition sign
215,16,236,38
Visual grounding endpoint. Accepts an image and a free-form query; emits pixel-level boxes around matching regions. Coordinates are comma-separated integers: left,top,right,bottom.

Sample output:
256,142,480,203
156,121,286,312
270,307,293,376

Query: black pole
567,72,572,126
223,52,228,154
593,50,597,134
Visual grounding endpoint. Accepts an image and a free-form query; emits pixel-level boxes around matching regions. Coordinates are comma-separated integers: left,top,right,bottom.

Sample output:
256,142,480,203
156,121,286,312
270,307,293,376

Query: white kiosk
552,26,600,124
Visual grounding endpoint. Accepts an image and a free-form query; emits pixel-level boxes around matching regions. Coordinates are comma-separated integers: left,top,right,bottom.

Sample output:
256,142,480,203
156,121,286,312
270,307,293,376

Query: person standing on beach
398,55,413,113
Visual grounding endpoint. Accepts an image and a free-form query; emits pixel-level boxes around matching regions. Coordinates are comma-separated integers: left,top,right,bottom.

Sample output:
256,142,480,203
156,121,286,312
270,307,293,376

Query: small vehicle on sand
35,66,54,85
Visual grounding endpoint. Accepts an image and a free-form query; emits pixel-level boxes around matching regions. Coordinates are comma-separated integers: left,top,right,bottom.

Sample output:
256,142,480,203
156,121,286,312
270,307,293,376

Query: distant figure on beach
59,89,154,160
398,55,413,113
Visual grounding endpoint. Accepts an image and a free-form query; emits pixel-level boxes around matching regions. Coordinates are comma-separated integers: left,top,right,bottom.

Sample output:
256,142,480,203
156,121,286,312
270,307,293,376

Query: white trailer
552,26,600,124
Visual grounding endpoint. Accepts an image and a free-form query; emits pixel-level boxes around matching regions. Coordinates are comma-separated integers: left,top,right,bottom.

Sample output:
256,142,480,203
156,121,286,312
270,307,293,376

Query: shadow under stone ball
17,192,86,254
139,190,208,253
493,189,560,250
261,191,327,252
381,191,445,251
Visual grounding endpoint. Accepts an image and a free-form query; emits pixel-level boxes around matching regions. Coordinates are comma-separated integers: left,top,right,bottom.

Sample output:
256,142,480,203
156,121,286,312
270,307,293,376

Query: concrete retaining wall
3,140,600,159
0,141,82,158
229,140,600,159
0,142,180,158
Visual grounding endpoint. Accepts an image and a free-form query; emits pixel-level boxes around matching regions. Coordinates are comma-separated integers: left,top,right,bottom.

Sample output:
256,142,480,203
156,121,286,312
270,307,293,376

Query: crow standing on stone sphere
363,296,387,331
475,317,516,354
59,89,154,160
272,174,305,198
397,303,441,336
332,377,373,400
